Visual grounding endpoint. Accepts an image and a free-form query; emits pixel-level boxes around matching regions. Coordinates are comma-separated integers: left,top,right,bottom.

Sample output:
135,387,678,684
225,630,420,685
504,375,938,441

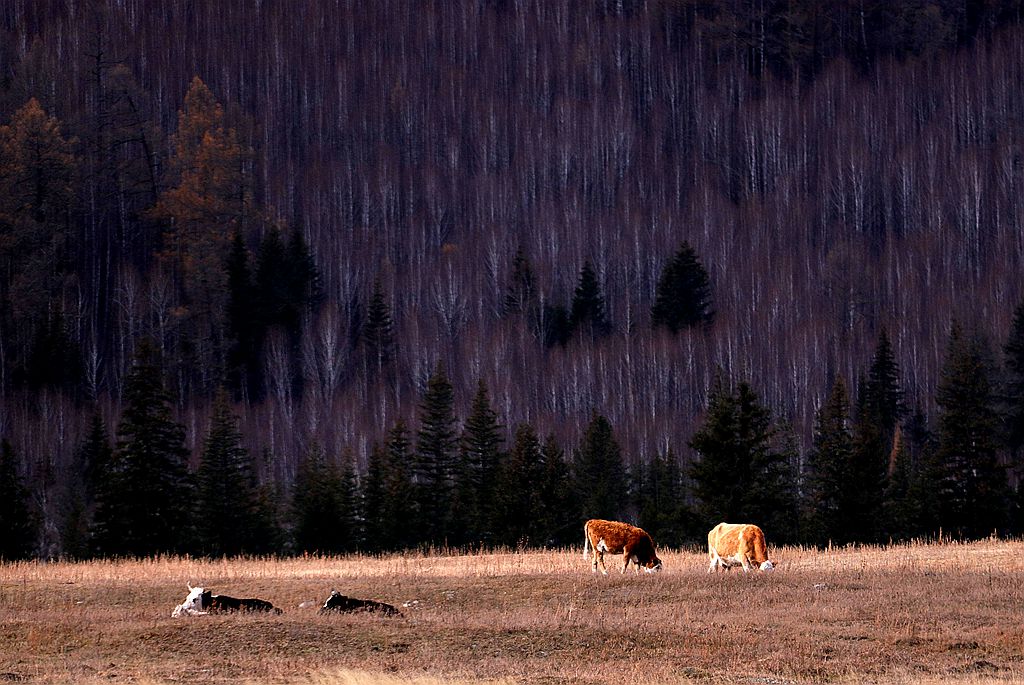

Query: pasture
2,540,1023,684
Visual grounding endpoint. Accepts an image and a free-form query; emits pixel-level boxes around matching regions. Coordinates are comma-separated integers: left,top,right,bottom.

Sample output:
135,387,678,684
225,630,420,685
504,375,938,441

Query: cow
706,522,774,573
583,519,663,575
170,584,281,617
319,590,402,616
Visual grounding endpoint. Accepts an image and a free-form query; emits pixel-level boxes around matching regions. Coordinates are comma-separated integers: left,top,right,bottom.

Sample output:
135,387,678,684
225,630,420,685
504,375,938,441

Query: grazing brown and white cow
706,522,774,573
583,519,663,575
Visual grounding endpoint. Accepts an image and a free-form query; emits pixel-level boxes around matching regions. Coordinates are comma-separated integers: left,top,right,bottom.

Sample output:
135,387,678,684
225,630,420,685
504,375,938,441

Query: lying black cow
319,589,401,616
171,585,282,617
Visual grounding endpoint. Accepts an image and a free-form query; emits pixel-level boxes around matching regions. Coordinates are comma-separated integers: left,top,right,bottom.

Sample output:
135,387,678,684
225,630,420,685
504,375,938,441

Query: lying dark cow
171,584,281,617
319,590,401,616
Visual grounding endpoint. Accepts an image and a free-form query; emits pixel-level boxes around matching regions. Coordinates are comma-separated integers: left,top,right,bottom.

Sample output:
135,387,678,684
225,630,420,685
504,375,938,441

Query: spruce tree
542,302,572,348
225,231,260,399
574,413,626,520
362,442,389,553
569,261,611,340
636,448,693,546
494,423,547,547
690,379,797,539
363,277,396,378
455,379,504,543
803,375,853,545
383,420,417,550
863,327,906,438
1004,300,1024,532
285,228,323,316
538,434,578,546
291,444,348,554
195,390,265,556
847,379,889,543
91,340,192,557
414,364,459,544
63,413,112,558
651,241,714,332
504,247,537,316
255,227,289,332
0,439,36,559
933,324,1009,538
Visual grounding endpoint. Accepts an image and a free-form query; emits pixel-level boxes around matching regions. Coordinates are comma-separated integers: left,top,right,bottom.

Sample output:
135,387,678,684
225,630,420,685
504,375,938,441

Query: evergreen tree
362,442,389,553
63,413,112,558
651,241,714,332
636,448,693,546
538,434,578,546
847,378,890,543
690,378,798,540
286,228,323,316
574,412,626,520
863,327,906,438
414,364,459,544
1004,300,1024,532
933,324,1009,538
494,423,547,547
803,375,853,544
0,439,36,559
383,420,417,550
255,227,290,332
363,277,396,378
291,444,350,554
541,302,572,348
569,261,611,340
91,340,192,557
195,390,268,556
225,231,260,399
455,378,504,544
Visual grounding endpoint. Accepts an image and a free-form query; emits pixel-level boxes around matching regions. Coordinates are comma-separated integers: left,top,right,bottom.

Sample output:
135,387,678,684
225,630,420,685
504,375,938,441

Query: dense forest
2,0,1024,558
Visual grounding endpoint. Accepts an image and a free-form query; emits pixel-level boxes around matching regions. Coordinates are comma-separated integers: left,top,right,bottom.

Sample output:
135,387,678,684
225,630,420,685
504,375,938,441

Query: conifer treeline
2,1,1024,556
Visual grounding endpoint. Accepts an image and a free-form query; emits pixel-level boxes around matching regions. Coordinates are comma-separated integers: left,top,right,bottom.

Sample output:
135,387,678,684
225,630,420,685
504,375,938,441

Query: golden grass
2,540,1024,684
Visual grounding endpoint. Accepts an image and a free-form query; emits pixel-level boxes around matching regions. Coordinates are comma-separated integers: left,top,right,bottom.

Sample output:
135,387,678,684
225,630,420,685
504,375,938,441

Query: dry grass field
2,540,1023,684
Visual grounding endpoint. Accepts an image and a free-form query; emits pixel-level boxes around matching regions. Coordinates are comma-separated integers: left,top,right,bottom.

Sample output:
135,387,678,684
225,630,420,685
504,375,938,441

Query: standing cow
583,519,663,575
706,522,774,573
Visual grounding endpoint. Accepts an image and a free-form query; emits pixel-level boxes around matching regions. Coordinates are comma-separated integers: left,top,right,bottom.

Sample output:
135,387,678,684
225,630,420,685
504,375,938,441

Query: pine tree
863,327,906,438
570,261,612,340
383,420,417,550
803,375,853,544
225,231,260,399
846,378,890,543
574,413,626,520
362,442,389,553
636,448,692,546
494,423,546,547
286,228,322,317
933,324,1009,538
1004,300,1024,532
541,302,572,348
538,434,578,546
91,340,192,557
414,364,459,544
63,413,112,558
363,277,396,378
255,227,291,332
195,390,266,556
651,241,714,332
690,378,797,539
455,379,504,544
291,444,349,554
0,439,36,559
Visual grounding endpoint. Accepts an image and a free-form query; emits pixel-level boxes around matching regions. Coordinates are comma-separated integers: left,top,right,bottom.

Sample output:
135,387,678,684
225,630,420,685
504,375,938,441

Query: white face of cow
759,560,775,571
172,585,206,617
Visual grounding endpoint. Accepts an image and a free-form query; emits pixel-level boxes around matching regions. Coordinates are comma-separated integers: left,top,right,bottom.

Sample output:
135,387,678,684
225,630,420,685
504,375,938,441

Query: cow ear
187,583,193,591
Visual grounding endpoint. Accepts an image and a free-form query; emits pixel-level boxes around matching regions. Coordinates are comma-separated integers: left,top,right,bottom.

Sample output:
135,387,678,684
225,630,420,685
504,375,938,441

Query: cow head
644,556,663,574
171,584,208,617
759,560,775,571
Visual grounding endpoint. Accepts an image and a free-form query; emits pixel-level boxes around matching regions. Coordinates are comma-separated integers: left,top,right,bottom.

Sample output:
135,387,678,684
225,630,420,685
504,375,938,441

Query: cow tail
583,522,590,559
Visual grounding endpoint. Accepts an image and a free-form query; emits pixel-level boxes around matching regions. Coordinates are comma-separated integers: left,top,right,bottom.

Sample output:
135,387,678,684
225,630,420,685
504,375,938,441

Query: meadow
2,540,1023,684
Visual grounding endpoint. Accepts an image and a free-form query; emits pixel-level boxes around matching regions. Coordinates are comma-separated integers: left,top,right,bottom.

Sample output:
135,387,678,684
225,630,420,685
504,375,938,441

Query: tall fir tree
636,448,693,546
291,444,352,554
195,390,268,556
0,439,37,559
803,375,854,544
363,277,396,379
1003,300,1024,532
455,379,504,544
574,412,627,520
933,324,1009,538
383,419,417,550
863,327,906,439
414,364,459,544
651,241,714,332
569,261,612,340
493,423,547,547
362,442,390,553
63,413,112,558
690,378,798,540
225,231,261,399
541,302,572,348
847,379,890,543
91,340,192,557
538,434,578,546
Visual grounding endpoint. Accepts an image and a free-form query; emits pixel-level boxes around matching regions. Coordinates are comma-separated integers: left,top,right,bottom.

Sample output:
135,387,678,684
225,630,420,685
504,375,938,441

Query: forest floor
1,540,1023,684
